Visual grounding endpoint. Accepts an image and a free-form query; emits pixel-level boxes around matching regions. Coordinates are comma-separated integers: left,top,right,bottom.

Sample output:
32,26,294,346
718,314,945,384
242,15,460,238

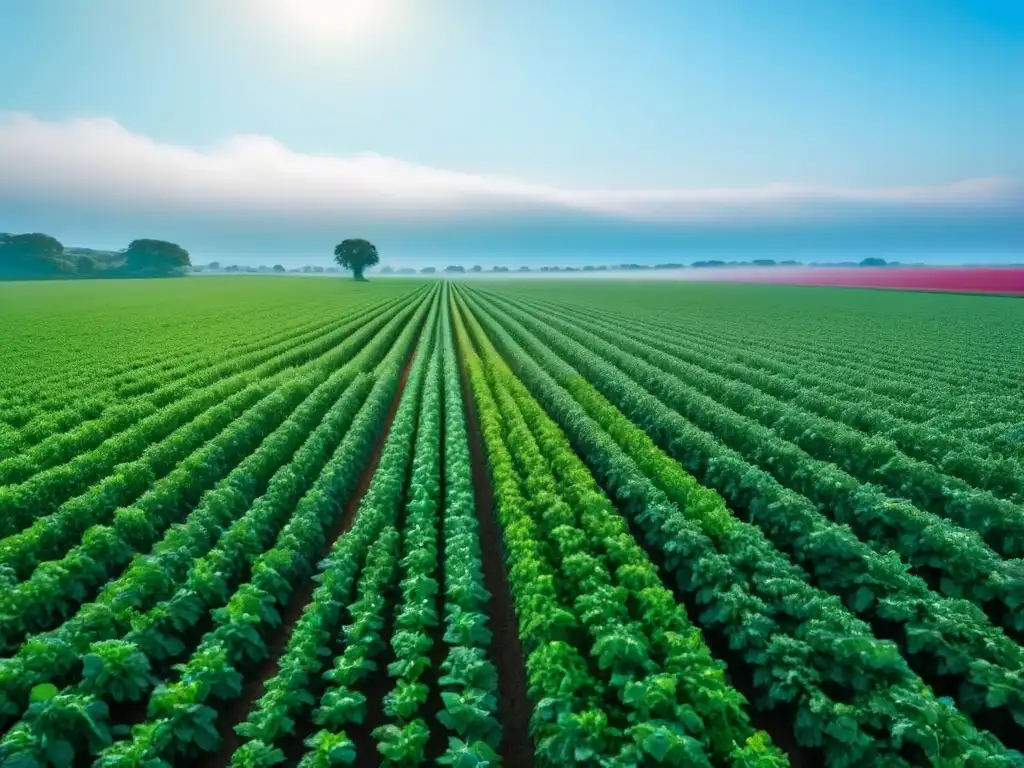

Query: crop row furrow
504,292,1024,501
480,293,1024,620
465,290,1024,735
0,291,434,768
574,299,1022,425
458,285,1020,766
231,296,438,767
457,291,791,766
435,292,504,765
0,301,347,430
0,293,419,540
0,292,432,731
0,292,411,479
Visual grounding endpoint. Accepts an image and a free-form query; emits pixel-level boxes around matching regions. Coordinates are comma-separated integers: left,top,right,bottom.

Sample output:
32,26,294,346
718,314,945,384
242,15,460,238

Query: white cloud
0,112,1020,226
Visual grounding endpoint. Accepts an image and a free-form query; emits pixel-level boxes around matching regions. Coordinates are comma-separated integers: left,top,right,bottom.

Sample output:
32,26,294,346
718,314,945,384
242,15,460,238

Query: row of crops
450,282,1024,767
0,275,1021,766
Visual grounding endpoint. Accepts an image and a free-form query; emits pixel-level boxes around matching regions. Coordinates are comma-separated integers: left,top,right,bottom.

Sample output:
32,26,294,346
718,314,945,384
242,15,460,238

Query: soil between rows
462,287,816,765
200,336,420,768
456,332,535,768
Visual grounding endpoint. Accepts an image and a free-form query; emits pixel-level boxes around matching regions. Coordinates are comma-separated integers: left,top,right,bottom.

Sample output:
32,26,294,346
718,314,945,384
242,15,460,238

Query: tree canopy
76,255,95,275
333,238,379,280
122,239,191,275
0,233,193,280
0,233,67,278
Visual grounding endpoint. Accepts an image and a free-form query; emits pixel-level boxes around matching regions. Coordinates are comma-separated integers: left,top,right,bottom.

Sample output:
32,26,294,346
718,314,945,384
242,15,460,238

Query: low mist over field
2,113,1021,268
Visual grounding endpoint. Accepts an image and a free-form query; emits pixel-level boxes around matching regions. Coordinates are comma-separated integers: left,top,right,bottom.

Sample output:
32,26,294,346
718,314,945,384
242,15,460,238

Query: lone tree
122,239,190,276
333,238,379,280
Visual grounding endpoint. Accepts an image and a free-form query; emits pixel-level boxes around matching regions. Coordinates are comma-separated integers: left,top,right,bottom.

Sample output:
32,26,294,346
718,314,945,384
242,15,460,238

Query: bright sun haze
267,0,401,45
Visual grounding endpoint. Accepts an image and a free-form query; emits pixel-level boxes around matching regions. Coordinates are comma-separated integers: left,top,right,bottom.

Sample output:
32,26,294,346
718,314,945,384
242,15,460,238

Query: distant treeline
194,262,337,275
3,236,920,281
0,233,190,280
201,256,917,275
371,257,915,274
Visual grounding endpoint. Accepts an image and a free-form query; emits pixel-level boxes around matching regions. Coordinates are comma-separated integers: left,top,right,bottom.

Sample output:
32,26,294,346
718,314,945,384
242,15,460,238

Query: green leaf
850,586,875,612
437,737,501,768
43,739,75,767
3,754,42,768
29,683,58,703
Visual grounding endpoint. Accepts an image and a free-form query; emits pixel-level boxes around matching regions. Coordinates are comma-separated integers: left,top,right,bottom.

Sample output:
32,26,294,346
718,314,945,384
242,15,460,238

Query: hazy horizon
175,250,1023,270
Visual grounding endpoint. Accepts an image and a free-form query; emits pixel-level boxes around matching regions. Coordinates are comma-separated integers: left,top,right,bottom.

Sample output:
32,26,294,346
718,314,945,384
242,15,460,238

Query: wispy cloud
1,113,1020,227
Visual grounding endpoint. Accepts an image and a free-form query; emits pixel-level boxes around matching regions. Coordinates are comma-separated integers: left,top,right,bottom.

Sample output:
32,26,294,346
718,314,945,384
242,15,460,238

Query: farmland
0,276,1022,767
672,266,1024,295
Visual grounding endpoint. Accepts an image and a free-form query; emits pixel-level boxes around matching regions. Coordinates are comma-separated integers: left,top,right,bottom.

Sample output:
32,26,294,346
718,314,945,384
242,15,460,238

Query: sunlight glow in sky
261,0,404,46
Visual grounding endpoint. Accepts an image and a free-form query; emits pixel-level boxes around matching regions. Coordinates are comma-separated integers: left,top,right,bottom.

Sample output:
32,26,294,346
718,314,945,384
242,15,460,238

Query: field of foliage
0,276,1022,768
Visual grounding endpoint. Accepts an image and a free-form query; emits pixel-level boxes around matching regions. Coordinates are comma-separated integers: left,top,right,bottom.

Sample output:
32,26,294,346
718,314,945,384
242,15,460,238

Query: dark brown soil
345,580,400,765
457,345,535,768
200,339,420,768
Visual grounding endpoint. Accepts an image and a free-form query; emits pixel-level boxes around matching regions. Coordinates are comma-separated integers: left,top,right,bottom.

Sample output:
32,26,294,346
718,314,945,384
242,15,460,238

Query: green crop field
0,276,1022,768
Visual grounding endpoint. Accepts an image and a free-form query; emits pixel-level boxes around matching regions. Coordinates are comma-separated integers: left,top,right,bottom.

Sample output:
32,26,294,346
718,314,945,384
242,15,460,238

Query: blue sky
0,0,1022,266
